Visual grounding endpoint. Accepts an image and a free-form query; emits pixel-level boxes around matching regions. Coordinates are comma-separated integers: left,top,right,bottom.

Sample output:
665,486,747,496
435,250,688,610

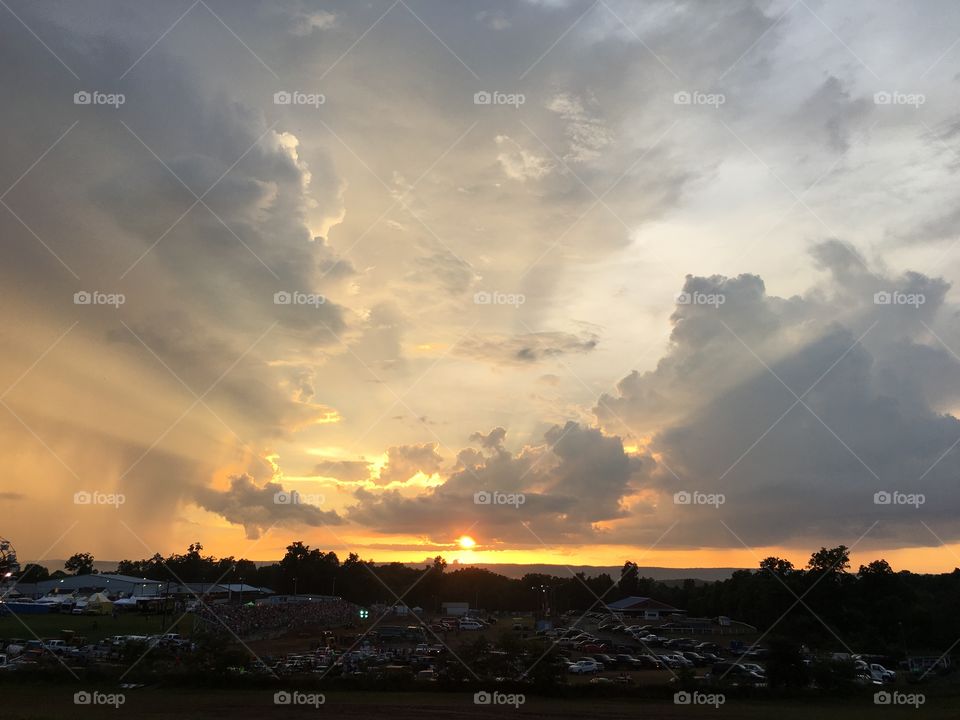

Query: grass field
1,686,956,720
0,612,194,643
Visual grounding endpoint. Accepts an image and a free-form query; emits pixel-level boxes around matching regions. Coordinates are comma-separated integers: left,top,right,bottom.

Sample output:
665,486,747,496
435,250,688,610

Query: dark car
614,654,641,669
636,654,665,669
708,662,765,686
682,651,707,667
593,654,617,667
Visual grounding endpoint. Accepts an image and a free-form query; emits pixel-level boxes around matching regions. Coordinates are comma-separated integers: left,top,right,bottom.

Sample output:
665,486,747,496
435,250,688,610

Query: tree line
14,542,959,655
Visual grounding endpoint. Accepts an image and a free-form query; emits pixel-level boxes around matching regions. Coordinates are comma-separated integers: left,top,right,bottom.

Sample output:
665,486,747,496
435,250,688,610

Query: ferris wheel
0,538,19,578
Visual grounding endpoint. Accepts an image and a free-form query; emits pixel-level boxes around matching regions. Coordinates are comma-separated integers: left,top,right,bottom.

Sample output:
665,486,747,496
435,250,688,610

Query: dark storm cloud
349,423,647,543
194,474,342,540
600,242,960,547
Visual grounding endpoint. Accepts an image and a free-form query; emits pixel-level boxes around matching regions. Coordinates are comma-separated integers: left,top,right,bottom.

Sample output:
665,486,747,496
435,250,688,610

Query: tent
86,592,113,615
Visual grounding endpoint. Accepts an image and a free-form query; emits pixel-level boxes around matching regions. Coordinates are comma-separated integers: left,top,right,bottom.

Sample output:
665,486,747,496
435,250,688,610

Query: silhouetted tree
65,552,95,575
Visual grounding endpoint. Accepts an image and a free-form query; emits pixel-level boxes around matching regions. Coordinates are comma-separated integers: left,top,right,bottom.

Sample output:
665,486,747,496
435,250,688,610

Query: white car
458,620,483,631
569,659,601,674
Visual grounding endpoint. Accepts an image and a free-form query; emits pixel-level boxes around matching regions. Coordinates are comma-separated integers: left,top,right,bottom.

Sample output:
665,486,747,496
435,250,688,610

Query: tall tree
65,553,95,575
807,545,850,575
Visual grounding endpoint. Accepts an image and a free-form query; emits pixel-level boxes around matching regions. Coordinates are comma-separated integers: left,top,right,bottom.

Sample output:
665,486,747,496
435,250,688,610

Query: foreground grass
1,684,956,720
0,612,194,643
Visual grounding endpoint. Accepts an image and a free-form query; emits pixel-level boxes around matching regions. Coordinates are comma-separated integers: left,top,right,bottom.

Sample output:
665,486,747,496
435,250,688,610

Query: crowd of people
195,599,358,639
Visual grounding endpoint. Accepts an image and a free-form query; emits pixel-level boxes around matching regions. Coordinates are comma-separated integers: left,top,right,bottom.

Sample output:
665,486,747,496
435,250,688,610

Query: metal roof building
605,596,686,619
33,573,164,597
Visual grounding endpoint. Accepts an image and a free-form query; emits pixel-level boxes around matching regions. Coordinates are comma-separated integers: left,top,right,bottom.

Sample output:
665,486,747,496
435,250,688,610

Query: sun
457,535,476,550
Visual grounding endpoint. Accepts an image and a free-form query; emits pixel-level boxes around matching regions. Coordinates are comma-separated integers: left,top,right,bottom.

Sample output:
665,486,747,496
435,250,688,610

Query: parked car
578,642,606,654
636,654,665,669
458,620,484,631
41,639,67,654
682,651,708,667
869,663,895,683
592,654,617,667
569,658,601,674
660,654,687,669
707,662,766,686
671,653,696,668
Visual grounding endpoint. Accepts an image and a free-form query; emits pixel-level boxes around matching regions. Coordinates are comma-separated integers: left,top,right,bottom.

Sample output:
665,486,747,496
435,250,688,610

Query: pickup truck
41,639,67,654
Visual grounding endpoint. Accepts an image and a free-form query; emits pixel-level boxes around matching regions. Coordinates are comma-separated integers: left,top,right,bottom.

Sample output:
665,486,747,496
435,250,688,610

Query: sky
3,0,960,574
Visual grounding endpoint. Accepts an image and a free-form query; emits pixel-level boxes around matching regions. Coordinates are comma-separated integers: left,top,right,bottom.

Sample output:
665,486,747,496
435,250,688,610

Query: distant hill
426,562,743,583
36,559,743,584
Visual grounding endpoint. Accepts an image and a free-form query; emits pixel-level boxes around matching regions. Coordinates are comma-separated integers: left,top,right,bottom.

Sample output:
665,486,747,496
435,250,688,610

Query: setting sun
457,535,476,550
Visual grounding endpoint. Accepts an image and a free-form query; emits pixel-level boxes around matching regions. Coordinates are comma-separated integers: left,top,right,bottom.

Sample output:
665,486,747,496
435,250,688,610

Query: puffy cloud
599,243,960,547
469,426,508,451
376,443,445,485
194,474,342,539
350,424,647,543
